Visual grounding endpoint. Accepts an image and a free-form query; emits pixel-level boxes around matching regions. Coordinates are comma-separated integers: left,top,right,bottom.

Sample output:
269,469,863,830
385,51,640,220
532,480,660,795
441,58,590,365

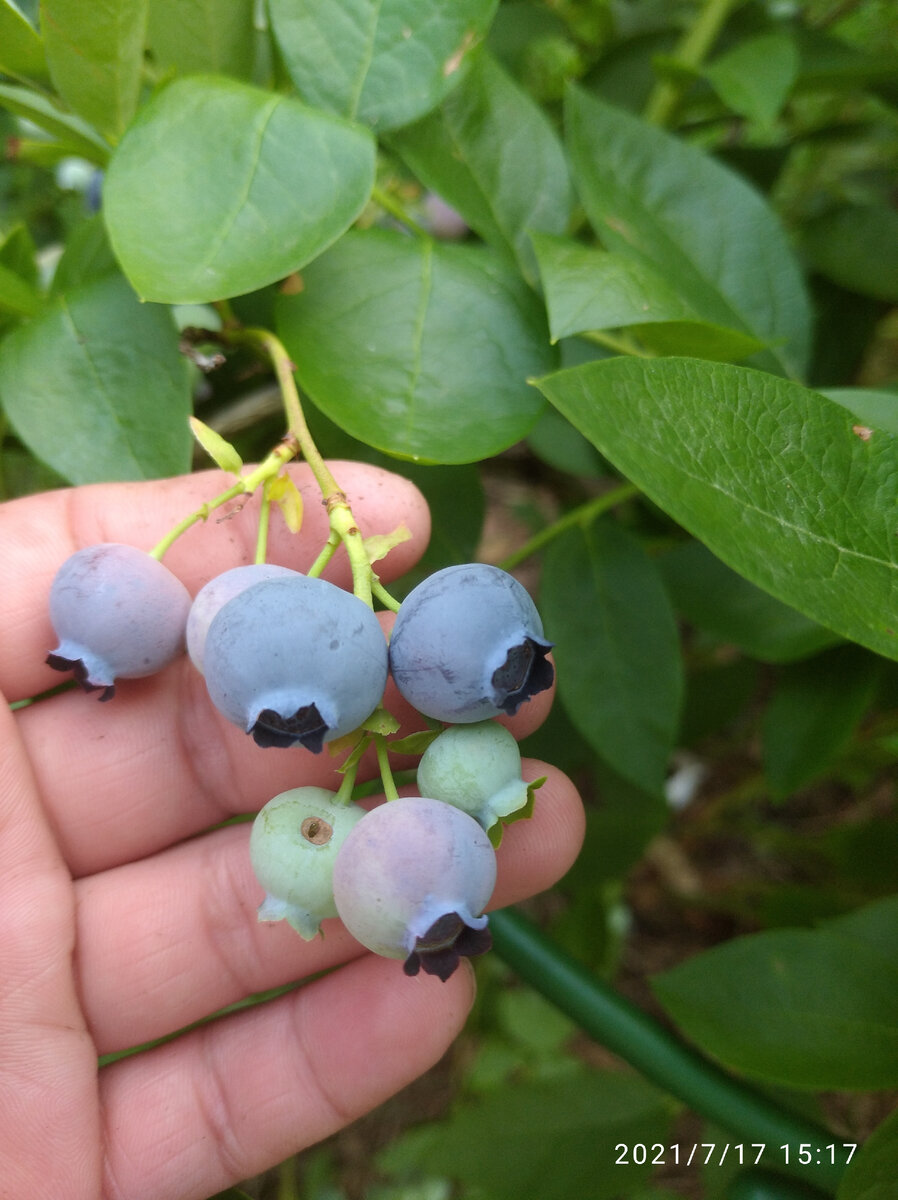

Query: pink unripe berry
332,796,497,981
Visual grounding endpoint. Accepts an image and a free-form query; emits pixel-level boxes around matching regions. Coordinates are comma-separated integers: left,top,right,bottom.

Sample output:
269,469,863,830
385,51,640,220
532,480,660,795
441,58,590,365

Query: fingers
99,953,475,1200
77,763,584,1056
0,703,102,1197
0,460,430,704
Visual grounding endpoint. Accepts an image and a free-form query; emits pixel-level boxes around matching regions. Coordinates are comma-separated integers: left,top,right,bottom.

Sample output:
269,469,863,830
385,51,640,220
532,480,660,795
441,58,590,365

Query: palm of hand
0,464,584,1200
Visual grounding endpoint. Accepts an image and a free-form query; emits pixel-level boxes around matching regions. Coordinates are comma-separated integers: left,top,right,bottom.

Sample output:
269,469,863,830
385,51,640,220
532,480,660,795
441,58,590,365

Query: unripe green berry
249,786,365,940
416,720,530,831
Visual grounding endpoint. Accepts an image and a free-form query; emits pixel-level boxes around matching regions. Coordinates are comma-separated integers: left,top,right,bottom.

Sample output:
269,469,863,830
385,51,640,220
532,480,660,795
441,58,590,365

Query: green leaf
541,521,682,796
761,646,880,798
0,82,109,163
536,356,898,664
0,273,192,483
41,0,148,137
103,75,376,304
146,0,256,78
0,0,47,78
824,388,898,438
532,233,767,361
378,1071,672,1200
652,896,898,1090
49,214,119,295
268,0,498,131
801,205,898,304
276,229,552,463
189,416,243,475
564,85,812,379
390,51,573,281
705,32,799,126
658,540,838,664
0,260,42,316
836,1102,898,1200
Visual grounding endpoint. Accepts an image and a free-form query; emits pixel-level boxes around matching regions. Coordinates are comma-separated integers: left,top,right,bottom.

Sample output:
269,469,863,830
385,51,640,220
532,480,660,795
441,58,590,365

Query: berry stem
255,480,272,565
306,531,340,579
374,733,400,803
148,438,298,560
230,327,376,607
491,908,846,1195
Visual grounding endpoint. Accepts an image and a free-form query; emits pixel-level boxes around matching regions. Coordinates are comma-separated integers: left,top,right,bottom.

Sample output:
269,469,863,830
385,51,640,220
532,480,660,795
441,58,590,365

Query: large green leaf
268,0,498,131
40,0,148,136
390,51,573,281
801,204,898,304
0,260,42,317
652,896,898,1089
564,86,812,379
103,75,376,303
532,233,767,361
658,541,838,664
541,522,683,796
146,0,256,78
378,1071,672,1200
837,1105,898,1200
0,0,47,78
761,646,880,798
536,357,898,664
0,273,192,483
276,229,552,463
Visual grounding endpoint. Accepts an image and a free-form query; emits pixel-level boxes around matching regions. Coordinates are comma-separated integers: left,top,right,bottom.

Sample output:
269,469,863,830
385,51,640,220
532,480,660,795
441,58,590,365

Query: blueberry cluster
45,549,553,980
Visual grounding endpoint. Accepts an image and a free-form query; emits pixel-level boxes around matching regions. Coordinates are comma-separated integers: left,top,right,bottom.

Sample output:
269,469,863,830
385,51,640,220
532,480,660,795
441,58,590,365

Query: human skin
0,460,586,1200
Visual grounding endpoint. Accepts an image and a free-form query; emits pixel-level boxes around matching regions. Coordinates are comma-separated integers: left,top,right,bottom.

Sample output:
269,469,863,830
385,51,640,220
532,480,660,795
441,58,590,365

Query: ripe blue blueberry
203,573,388,752
46,542,191,699
332,796,497,980
250,786,366,939
187,563,299,674
416,720,531,832
388,563,553,723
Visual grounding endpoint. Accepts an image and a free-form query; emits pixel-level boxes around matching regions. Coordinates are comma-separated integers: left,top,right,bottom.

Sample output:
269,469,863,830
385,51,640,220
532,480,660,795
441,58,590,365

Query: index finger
0,459,430,704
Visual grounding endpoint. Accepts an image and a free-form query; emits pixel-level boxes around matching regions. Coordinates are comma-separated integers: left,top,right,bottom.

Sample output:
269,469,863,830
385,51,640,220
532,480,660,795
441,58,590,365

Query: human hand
0,461,585,1200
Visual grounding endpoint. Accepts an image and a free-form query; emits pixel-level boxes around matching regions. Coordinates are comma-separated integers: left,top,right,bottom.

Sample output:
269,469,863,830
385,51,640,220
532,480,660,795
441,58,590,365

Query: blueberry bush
2,0,898,1197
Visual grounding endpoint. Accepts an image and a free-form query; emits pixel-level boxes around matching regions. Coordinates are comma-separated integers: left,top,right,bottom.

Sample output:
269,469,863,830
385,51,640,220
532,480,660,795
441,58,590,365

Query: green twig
490,909,847,1195
149,438,298,560
371,184,430,238
643,0,739,126
374,734,400,802
230,328,376,607
498,483,639,572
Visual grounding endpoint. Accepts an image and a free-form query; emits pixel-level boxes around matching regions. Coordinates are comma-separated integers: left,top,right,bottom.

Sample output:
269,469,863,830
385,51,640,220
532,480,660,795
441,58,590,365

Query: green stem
306,532,340,579
490,909,847,1195
372,577,402,613
582,330,655,358
231,328,375,607
371,184,430,238
643,0,739,126
498,483,639,572
255,481,272,565
374,734,400,802
148,439,297,560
